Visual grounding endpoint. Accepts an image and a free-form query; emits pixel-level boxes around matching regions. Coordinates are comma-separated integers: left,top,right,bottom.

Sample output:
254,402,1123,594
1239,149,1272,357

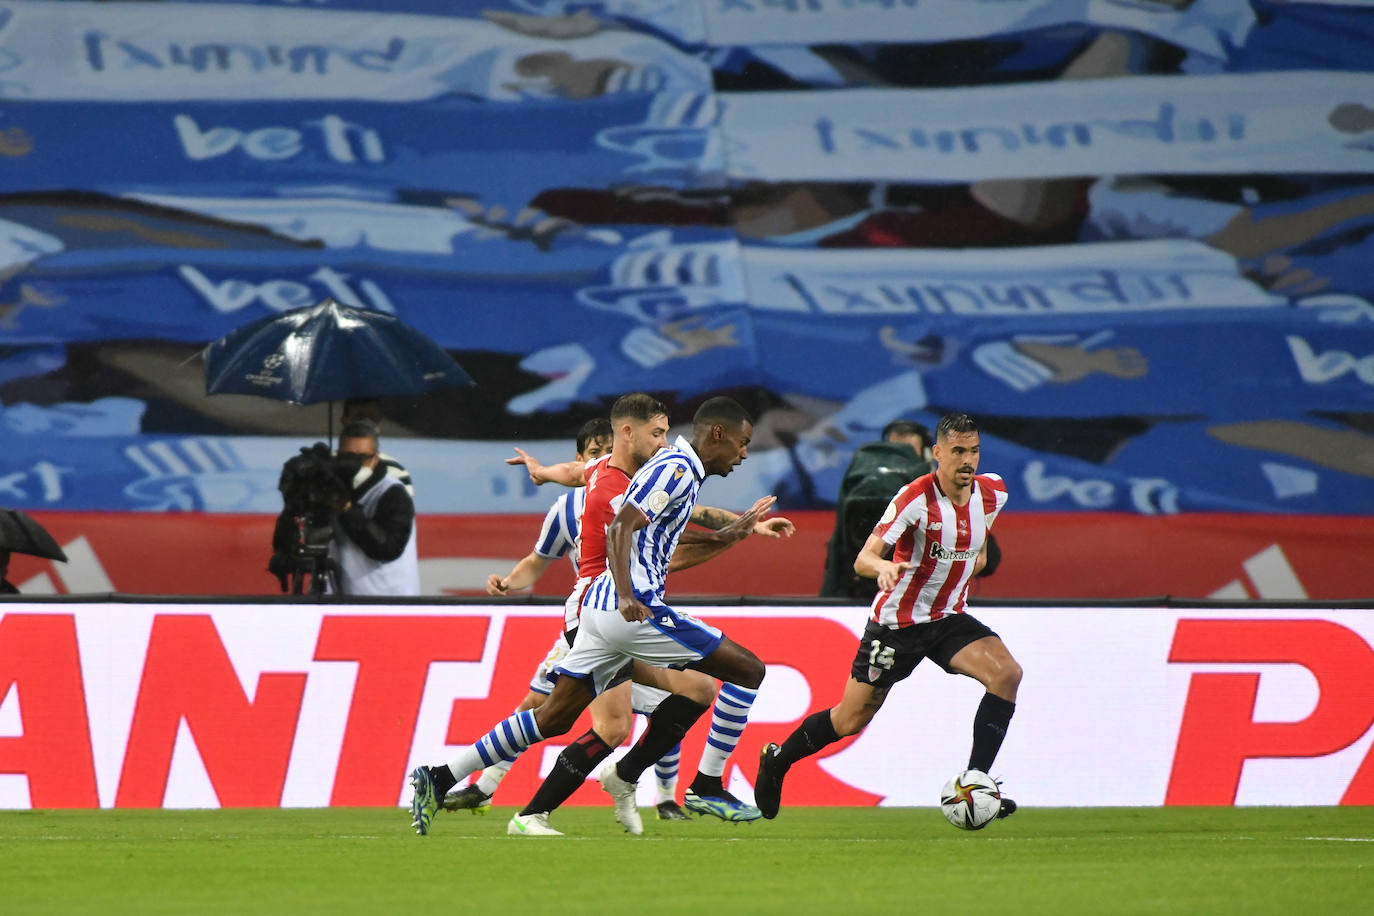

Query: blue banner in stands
6,419,1373,515
0,94,722,196
1,0,1372,520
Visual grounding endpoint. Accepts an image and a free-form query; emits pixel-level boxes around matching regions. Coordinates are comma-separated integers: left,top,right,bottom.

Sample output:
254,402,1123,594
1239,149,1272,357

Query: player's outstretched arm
754,515,795,538
854,533,913,591
689,496,778,542
487,552,554,595
505,447,586,487
689,503,739,531
693,501,795,538
671,497,784,571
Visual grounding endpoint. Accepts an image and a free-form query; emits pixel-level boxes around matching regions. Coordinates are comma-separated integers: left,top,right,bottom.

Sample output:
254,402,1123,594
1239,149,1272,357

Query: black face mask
330,450,367,487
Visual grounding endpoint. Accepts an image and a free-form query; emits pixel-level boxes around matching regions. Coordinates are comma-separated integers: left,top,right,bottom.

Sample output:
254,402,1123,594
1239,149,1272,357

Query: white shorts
630,682,669,717
530,625,668,716
528,630,570,696
563,575,593,632
555,600,724,696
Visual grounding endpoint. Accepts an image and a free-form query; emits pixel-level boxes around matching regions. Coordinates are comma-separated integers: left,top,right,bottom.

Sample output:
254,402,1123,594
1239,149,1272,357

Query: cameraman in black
271,419,420,596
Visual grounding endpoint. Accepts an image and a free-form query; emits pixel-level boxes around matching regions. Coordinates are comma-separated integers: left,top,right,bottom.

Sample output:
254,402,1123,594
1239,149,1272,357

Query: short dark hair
339,418,380,443
882,419,930,449
576,417,613,454
936,413,978,442
610,392,669,424
692,396,751,433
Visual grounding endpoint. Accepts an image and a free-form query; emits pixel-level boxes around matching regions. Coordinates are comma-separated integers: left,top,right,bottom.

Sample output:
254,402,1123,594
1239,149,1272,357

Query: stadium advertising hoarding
1,603,1371,811
7,511,1374,601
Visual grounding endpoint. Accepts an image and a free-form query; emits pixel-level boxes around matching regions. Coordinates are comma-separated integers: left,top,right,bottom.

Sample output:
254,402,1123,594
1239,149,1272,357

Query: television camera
269,443,365,595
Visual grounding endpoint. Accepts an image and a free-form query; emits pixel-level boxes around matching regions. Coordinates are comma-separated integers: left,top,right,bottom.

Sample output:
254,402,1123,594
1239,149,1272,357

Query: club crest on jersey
866,666,883,683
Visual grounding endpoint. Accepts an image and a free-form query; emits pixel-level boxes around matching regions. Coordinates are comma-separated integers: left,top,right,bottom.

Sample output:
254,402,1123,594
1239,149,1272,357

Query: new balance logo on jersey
658,615,675,628
928,541,980,562
928,521,943,531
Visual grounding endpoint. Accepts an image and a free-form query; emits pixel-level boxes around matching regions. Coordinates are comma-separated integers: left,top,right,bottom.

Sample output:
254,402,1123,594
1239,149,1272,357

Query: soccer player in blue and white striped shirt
571,397,779,832
410,397,776,836
438,418,610,813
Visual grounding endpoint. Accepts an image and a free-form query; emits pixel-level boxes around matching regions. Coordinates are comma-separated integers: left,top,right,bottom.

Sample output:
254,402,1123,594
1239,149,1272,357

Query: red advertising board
6,511,1373,600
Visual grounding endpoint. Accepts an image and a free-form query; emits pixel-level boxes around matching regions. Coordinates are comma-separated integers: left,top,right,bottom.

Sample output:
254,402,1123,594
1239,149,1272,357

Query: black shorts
849,614,997,688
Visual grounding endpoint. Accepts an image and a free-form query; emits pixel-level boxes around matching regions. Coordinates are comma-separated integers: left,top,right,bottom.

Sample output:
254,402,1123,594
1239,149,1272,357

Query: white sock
475,761,512,797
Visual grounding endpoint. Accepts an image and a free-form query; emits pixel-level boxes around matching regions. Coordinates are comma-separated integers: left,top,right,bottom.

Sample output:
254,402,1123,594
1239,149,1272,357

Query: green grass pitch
3,806,1371,914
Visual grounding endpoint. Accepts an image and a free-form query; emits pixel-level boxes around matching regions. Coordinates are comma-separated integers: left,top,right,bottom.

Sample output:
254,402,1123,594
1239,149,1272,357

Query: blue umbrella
203,298,474,439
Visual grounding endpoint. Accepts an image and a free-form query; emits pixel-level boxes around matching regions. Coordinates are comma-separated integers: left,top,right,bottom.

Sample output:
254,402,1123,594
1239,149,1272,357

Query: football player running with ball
755,413,1021,820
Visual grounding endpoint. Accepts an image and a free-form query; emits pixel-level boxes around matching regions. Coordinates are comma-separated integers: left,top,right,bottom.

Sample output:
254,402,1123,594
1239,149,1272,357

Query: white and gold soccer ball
940,768,1001,830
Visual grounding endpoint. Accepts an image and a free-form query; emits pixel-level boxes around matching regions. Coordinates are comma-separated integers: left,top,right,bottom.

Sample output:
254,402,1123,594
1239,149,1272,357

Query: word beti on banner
1287,336,1374,384
177,265,395,315
173,114,384,164
1022,460,1181,514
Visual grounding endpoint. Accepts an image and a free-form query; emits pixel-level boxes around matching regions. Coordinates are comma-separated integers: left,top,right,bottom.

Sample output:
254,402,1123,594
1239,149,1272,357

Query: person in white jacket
331,419,420,597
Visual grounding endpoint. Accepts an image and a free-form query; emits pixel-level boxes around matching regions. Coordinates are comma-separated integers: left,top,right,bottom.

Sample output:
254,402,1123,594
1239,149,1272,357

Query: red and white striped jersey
574,454,629,581
869,472,1008,627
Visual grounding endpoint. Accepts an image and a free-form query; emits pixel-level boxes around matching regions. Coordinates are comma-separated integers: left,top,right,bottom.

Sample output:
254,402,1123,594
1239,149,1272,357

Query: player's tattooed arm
689,504,737,530
685,504,749,545
690,497,792,540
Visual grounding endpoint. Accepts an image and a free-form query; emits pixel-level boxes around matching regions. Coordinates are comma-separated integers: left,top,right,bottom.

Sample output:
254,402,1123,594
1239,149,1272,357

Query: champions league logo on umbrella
244,353,288,389
203,297,472,407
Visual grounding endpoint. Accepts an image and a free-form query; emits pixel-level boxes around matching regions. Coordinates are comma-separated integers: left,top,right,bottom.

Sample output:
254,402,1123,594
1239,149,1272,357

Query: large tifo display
1,603,1371,810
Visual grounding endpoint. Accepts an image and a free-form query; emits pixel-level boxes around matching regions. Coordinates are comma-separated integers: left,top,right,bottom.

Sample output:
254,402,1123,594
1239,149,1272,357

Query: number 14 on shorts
867,639,895,682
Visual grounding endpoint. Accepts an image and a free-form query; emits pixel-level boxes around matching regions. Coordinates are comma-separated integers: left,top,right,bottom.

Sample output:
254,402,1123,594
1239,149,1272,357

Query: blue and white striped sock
446,709,542,782
696,684,757,779
654,742,681,804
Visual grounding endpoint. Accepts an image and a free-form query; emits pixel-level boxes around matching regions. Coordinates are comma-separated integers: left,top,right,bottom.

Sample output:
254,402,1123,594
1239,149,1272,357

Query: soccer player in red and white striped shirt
755,412,1022,820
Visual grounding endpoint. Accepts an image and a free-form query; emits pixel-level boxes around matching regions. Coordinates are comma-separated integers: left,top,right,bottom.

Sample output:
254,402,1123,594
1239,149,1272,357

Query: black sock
777,709,841,770
968,693,1016,773
429,765,457,797
520,729,612,816
616,695,708,783
689,773,724,796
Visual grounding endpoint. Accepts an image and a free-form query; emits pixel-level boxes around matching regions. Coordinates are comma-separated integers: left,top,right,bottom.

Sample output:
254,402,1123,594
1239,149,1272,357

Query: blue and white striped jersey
586,435,704,607
533,486,588,569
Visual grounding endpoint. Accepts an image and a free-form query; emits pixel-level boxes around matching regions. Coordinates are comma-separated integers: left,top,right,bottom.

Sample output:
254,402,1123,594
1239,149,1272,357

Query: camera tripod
286,547,341,595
